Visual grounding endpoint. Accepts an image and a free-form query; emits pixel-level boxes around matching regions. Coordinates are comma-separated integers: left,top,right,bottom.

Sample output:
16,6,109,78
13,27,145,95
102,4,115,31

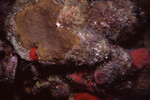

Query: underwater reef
0,0,150,100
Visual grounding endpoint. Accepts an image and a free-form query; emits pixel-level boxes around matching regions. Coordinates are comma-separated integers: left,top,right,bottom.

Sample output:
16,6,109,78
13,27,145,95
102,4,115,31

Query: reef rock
5,0,112,66
0,39,17,83
5,0,142,66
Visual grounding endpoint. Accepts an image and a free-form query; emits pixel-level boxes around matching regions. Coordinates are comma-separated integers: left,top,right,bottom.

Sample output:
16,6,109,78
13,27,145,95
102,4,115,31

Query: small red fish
130,48,150,69
29,47,39,61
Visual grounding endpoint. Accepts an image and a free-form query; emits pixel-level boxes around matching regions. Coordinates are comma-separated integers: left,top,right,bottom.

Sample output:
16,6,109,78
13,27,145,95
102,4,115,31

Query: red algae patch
74,93,100,100
29,47,39,61
130,48,150,69
14,0,79,61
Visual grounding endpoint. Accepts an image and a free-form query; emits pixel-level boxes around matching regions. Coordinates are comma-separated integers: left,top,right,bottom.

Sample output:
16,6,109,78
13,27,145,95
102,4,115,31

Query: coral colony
0,0,150,100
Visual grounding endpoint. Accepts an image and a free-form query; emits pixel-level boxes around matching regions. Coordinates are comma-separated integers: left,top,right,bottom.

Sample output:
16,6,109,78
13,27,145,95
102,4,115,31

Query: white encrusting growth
56,22,61,28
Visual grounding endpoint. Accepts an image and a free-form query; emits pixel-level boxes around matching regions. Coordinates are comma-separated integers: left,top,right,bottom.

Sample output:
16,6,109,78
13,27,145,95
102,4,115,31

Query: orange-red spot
74,93,100,100
130,48,150,69
25,87,32,94
29,47,39,61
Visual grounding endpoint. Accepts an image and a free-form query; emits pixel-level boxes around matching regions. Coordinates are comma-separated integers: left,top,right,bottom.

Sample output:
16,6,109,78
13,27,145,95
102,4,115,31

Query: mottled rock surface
5,0,141,65
2,0,150,100
0,39,17,82
58,0,140,41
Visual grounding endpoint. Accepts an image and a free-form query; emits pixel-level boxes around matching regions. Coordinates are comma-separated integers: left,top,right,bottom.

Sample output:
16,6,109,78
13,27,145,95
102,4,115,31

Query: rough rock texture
94,46,133,85
68,46,133,94
5,0,109,66
58,0,140,41
0,39,17,82
5,0,141,65
132,68,150,97
2,0,150,100
29,76,70,97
